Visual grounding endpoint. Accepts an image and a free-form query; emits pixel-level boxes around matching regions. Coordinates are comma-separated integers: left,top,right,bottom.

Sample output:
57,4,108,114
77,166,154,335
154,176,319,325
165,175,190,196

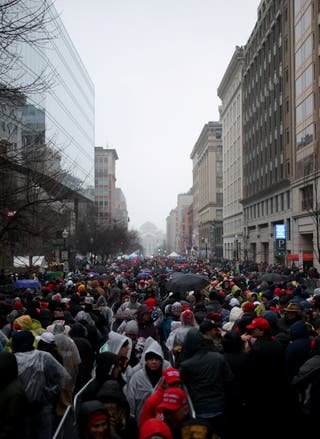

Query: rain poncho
125,340,165,420
15,350,70,403
13,315,44,337
54,333,81,378
74,310,96,326
100,331,132,357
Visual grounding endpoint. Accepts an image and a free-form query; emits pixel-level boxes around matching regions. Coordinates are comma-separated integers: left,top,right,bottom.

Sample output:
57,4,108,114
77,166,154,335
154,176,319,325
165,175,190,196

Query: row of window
244,191,290,221
95,200,108,207
294,0,311,17
296,93,313,124
295,64,313,98
295,34,312,71
96,157,108,164
296,123,314,150
295,5,312,43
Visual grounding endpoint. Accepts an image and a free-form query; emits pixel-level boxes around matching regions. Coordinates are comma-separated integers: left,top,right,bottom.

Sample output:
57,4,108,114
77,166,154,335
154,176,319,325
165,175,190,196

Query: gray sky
55,0,260,232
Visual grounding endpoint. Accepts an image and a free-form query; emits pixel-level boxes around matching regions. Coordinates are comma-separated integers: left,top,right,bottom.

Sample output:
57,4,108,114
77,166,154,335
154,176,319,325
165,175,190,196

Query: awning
286,253,314,261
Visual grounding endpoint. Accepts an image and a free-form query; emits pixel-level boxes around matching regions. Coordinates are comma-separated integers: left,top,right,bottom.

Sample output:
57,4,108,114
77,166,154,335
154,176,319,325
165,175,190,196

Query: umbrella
166,272,210,293
92,265,107,274
260,273,288,283
13,279,41,290
136,272,152,280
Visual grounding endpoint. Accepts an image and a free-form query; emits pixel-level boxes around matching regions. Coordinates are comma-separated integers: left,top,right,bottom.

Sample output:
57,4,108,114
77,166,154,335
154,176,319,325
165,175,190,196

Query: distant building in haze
218,46,244,261
94,147,118,226
115,187,129,229
139,222,165,256
190,121,223,258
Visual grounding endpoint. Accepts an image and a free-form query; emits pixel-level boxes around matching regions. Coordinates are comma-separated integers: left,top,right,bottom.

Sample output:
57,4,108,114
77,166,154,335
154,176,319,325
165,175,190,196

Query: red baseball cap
159,388,188,411
162,368,182,385
145,298,156,308
246,317,271,331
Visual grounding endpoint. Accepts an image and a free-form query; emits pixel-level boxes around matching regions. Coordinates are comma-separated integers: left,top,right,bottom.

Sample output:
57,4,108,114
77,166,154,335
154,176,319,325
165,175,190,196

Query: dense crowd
0,259,320,439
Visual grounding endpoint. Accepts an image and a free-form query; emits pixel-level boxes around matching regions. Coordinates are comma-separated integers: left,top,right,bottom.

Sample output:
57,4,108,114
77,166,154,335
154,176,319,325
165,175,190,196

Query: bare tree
0,0,56,97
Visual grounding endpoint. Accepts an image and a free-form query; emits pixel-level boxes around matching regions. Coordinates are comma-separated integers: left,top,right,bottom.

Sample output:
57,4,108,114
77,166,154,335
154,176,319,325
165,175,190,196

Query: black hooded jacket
80,352,122,403
0,351,28,439
180,329,234,415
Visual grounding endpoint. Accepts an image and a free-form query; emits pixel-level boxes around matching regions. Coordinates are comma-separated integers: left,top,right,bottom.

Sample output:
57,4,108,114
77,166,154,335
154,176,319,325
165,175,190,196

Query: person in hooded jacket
69,322,95,393
126,340,166,421
292,336,320,435
78,400,121,439
97,379,138,439
179,328,234,438
81,352,124,403
285,319,312,381
12,330,70,439
0,351,28,439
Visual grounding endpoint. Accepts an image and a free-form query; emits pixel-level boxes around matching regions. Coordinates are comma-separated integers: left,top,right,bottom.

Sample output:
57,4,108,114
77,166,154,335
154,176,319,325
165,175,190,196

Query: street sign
274,238,286,257
275,224,286,239
275,239,286,251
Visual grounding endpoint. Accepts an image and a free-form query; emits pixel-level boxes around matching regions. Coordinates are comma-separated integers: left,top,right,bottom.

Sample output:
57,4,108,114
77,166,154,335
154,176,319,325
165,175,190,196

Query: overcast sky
54,0,260,232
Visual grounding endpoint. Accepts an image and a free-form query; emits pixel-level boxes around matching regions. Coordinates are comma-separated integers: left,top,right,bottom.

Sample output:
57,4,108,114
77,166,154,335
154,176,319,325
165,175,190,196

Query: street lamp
62,228,69,273
234,234,239,261
62,228,69,249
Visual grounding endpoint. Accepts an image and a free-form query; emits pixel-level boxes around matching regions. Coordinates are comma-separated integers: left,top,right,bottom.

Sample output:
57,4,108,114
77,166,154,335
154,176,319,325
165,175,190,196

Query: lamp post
234,234,239,261
62,228,69,273
62,228,68,249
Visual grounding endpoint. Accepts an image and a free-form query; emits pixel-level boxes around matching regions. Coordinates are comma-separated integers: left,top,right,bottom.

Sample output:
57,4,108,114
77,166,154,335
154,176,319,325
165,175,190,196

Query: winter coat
180,329,234,415
285,320,311,379
292,354,320,417
0,352,28,439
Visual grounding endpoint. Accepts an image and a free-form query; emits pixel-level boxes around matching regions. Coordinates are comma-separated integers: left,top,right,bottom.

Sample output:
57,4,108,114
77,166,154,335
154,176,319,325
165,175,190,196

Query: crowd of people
0,258,320,439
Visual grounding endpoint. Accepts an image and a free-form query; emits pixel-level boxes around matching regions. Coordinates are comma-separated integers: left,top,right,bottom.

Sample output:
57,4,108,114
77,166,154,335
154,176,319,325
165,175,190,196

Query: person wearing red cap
139,418,173,439
157,387,190,438
139,368,182,427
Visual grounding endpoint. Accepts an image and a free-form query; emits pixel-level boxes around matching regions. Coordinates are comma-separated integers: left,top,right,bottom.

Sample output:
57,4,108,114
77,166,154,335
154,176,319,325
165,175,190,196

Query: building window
216,209,222,220
296,93,313,125
301,185,313,210
286,191,290,209
296,124,313,150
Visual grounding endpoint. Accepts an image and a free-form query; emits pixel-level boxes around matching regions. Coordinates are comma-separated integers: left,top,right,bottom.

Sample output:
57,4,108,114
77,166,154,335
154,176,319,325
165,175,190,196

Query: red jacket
139,386,164,427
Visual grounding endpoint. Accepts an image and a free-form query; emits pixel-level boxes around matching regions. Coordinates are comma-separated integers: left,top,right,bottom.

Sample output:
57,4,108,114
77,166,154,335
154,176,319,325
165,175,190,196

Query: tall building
190,122,223,258
176,192,193,255
290,0,320,266
94,147,118,226
1,1,95,192
218,46,245,261
242,0,293,264
0,1,95,266
115,188,129,229
166,208,177,253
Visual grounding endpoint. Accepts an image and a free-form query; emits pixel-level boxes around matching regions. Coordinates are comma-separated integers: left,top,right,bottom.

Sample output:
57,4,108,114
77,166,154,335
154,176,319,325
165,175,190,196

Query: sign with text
275,239,286,251
275,224,286,239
